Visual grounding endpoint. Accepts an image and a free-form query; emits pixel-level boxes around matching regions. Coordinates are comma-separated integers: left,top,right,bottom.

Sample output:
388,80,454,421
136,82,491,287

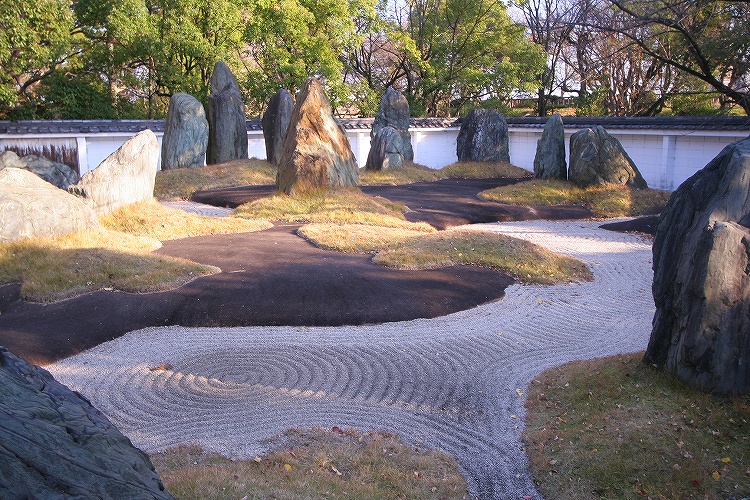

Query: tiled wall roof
1,116,749,135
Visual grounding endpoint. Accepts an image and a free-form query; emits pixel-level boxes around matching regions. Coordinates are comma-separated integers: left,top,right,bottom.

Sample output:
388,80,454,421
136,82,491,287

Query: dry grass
524,352,750,499
151,428,468,499
0,230,217,302
372,228,593,285
438,161,532,179
154,159,276,200
359,161,443,185
299,223,435,253
100,201,271,240
480,179,671,218
233,188,415,227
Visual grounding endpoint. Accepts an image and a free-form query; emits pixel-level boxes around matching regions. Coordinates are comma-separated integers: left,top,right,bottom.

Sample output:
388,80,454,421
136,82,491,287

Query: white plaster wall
412,129,459,168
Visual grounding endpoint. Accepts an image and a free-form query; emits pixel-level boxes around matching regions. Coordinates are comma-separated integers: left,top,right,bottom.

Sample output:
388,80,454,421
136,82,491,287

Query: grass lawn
151,428,468,499
524,353,750,499
480,179,671,218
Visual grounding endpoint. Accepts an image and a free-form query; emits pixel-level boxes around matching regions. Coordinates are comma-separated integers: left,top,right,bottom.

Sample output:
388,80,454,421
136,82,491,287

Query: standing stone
262,89,294,165
370,87,413,161
276,78,359,195
206,61,248,165
456,109,510,162
645,136,750,395
0,168,99,243
365,126,405,170
568,126,647,188
0,346,174,499
69,129,159,214
0,150,79,189
161,93,209,169
533,113,567,180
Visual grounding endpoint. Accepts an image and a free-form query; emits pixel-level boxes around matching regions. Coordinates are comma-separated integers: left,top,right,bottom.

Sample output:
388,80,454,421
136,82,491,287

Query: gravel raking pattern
48,219,654,499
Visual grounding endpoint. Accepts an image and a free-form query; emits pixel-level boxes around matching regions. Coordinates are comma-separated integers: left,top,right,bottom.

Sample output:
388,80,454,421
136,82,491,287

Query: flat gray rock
69,129,159,214
0,168,98,243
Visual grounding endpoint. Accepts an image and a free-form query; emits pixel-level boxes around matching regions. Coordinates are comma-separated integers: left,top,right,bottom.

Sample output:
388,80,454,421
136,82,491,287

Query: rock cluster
568,125,647,188
207,61,248,164
533,113,567,180
69,129,159,214
645,136,750,395
161,92,208,169
276,78,359,195
365,87,413,170
456,109,510,163
0,168,99,243
0,150,79,189
0,346,173,498
262,89,294,166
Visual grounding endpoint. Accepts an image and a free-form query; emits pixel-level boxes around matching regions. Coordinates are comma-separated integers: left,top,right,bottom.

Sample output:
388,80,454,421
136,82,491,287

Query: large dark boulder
645,136,750,395
161,92,208,169
365,126,405,170
533,113,567,180
568,126,647,188
69,129,159,214
262,88,294,166
206,61,248,165
0,346,173,499
276,78,358,195
369,87,413,163
456,109,510,163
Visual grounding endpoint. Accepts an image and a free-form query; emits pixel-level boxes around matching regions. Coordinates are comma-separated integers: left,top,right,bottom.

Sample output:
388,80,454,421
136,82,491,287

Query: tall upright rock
375,87,413,159
276,78,359,195
456,109,510,162
645,136,750,395
69,129,159,214
533,113,567,180
0,346,174,499
161,93,209,169
206,61,248,165
568,126,647,188
262,89,294,166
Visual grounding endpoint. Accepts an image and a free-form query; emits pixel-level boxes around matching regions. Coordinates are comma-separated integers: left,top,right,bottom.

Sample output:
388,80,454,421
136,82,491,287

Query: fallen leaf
721,457,731,463
331,465,342,476
149,363,173,372
284,463,292,472
690,479,700,488
253,457,262,463
516,388,524,397
712,471,721,481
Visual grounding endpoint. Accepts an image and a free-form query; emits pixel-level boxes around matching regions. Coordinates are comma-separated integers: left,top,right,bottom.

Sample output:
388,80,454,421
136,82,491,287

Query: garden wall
1,117,748,191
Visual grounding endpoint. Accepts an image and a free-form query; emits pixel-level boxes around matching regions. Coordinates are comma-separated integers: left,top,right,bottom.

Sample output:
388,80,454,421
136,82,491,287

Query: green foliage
397,0,545,116
243,0,375,112
0,0,75,117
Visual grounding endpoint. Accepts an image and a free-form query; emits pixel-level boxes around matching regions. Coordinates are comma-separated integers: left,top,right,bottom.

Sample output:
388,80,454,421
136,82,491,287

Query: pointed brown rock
276,78,358,195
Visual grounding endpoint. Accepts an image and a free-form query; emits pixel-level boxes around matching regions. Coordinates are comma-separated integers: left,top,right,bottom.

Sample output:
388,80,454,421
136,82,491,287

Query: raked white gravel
49,219,655,499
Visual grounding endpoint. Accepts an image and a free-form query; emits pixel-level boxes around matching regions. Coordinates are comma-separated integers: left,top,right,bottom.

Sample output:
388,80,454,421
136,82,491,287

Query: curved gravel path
48,219,654,499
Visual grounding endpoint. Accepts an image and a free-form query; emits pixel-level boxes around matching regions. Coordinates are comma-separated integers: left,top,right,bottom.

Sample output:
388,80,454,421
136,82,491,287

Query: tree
397,0,544,116
242,0,376,114
0,1,76,118
604,0,750,114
